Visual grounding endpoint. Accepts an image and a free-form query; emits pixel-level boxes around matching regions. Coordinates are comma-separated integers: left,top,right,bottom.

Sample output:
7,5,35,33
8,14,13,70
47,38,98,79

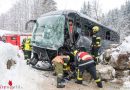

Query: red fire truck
2,34,32,47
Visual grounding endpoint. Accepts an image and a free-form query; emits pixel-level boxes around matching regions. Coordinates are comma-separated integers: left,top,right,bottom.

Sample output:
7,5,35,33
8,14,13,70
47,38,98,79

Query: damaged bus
26,10,120,70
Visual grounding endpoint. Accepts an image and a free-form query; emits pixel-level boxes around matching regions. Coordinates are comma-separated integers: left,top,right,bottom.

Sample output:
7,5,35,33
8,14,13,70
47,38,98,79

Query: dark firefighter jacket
91,35,101,48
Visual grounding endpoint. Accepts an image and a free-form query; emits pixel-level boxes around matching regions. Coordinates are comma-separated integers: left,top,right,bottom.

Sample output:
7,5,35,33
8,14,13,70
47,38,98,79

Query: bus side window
76,23,81,34
84,25,91,37
105,31,110,40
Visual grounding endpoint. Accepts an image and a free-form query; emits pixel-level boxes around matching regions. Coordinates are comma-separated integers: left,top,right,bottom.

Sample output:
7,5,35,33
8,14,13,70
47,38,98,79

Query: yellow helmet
92,26,99,33
73,50,78,56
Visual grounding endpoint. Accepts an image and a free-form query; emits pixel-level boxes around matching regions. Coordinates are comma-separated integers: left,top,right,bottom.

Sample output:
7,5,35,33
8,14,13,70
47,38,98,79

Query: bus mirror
25,20,36,30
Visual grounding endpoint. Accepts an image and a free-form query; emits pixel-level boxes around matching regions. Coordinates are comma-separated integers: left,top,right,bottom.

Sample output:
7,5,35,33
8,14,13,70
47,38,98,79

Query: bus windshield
32,15,65,50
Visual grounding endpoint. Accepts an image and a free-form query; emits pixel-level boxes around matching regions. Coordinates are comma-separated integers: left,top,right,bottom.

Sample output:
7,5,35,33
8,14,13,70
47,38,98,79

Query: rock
102,49,112,64
7,59,16,69
114,53,129,70
96,64,115,81
111,78,123,85
115,70,130,78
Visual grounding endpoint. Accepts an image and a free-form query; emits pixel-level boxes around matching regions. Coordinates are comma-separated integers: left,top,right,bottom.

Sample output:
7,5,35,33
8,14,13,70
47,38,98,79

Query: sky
54,0,126,13
0,0,17,14
0,0,127,15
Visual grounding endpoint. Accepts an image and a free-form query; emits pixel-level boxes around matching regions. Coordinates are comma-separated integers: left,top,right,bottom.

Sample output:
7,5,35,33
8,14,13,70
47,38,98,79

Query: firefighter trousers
77,62,102,87
77,62,97,81
54,62,64,76
24,50,31,59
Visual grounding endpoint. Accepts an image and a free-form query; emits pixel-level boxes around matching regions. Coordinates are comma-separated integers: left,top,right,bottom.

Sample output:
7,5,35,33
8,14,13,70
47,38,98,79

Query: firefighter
52,54,70,88
24,38,32,60
21,38,26,52
91,26,101,64
73,47,103,88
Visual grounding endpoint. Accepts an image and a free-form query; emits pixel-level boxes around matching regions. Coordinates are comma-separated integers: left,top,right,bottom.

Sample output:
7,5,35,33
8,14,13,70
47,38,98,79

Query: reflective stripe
58,74,63,76
96,37,101,39
79,60,94,66
82,55,92,60
95,79,101,82
77,77,83,80
77,69,83,80
96,42,100,44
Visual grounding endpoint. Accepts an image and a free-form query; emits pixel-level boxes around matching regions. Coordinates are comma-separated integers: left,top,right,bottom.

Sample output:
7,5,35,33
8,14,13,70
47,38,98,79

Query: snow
108,36,130,62
0,29,15,36
107,36,130,88
0,42,52,90
0,35,130,90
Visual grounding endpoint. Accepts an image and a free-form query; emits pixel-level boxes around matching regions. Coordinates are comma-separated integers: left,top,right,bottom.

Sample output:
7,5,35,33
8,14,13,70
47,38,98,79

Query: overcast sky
0,0,17,14
54,0,126,13
0,0,127,15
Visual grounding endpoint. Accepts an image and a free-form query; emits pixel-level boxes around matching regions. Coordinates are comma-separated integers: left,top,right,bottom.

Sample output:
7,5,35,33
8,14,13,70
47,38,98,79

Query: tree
92,0,102,21
0,0,57,32
80,1,92,17
101,0,130,40
80,0,102,21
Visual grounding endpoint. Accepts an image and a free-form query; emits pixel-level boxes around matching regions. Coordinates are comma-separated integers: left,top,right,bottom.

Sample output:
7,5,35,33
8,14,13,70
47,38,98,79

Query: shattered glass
32,15,65,50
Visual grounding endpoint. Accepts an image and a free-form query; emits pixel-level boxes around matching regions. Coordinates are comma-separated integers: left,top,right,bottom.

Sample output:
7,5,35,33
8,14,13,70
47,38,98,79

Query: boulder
7,59,16,69
96,64,115,81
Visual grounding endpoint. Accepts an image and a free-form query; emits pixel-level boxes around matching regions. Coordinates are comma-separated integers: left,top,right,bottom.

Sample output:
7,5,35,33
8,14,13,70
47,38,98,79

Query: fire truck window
11,37,16,40
105,31,110,40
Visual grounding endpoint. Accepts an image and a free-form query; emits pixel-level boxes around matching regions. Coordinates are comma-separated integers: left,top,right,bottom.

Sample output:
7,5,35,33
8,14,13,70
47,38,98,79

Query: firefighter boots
75,80,82,84
97,81,103,88
57,77,65,88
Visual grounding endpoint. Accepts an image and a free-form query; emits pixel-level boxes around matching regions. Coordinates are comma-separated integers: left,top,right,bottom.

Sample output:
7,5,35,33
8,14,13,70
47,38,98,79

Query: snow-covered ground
0,41,53,90
1,36,130,90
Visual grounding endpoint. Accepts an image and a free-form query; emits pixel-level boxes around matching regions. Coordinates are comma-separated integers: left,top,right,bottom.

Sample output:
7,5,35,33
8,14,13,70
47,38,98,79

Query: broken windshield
32,15,65,50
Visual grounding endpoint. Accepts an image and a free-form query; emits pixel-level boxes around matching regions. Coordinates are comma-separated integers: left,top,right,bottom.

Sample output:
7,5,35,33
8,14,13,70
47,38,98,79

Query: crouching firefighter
73,48,103,88
91,26,101,64
52,54,70,88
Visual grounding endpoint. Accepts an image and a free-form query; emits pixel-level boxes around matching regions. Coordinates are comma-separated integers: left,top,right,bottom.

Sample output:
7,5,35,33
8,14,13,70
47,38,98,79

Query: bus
26,10,120,70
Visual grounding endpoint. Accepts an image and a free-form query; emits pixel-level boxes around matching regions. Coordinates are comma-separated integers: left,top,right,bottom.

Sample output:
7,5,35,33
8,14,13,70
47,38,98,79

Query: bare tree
0,0,57,32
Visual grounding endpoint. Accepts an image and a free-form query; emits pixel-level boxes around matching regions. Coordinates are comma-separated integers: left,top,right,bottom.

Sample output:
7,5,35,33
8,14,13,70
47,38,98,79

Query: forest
0,0,130,40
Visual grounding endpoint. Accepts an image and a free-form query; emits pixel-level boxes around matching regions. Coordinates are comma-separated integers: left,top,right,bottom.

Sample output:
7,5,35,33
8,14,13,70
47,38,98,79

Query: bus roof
41,10,117,33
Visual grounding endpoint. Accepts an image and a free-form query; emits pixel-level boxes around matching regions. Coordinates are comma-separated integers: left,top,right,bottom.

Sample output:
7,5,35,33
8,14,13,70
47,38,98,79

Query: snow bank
118,36,130,53
0,42,51,90
0,42,19,71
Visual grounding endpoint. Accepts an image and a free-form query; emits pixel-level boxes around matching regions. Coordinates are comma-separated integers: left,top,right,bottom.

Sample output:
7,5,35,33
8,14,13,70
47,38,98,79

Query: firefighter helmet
92,26,99,33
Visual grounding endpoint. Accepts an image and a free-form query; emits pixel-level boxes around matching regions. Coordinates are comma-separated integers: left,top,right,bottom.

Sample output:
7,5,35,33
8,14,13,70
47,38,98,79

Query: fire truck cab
2,34,31,47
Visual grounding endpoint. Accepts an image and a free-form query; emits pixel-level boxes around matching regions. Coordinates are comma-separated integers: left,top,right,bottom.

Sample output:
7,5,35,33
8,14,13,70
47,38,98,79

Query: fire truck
2,33,32,47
